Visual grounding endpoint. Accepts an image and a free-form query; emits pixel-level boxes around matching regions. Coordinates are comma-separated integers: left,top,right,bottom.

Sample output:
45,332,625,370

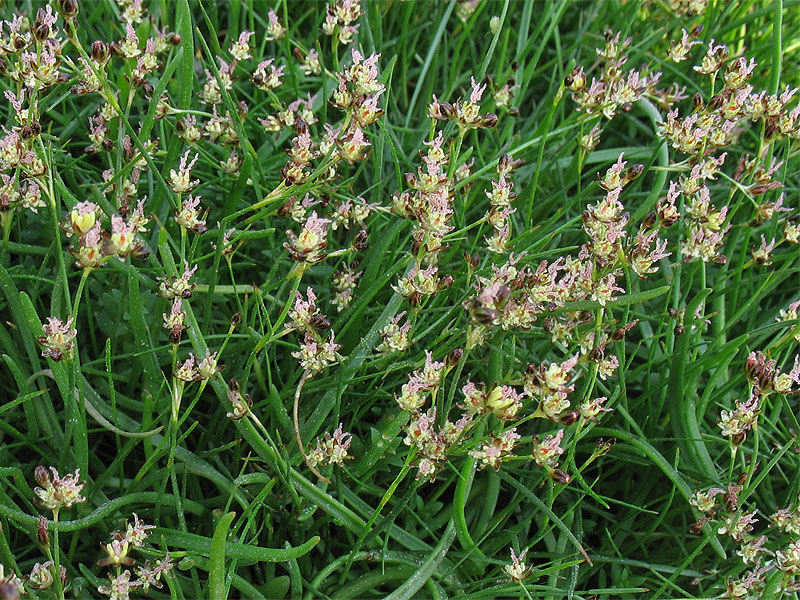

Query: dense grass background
1,0,799,598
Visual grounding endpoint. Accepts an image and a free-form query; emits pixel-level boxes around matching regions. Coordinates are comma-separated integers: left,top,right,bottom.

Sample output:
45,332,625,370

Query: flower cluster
531,429,570,482
461,381,524,420
484,154,524,254
322,0,362,45
404,407,471,480
96,514,173,599
38,316,77,362
307,424,354,468
289,287,339,375
34,466,86,511
567,32,664,120
469,428,521,472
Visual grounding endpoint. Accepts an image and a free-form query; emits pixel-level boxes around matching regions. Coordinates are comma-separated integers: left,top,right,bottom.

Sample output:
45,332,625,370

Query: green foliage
0,0,799,599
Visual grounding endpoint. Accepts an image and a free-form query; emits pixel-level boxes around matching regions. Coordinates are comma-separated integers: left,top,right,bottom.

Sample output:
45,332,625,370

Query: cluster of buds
745,351,800,395
64,200,150,269
393,263,453,305
469,428,521,472
661,47,800,164
288,287,339,375
461,381,524,420
566,31,663,120
322,0,362,45
523,355,579,421
33,466,86,511
158,262,198,300
226,379,252,421
659,178,730,263
405,407,471,480
265,9,286,41
718,394,760,446
332,262,362,311
531,429,570,483
395,350,446,413
500,548,533,583
376,311,413,354
392,131,455,256
776,300,800,344
285,212,330,264
27,560,66,592
174,350,222,383
0,171,43,215
37,316,77,361
429,76,498,131
199,57,235,105
96,515,173,598
307,424,353,468
484,154,524,253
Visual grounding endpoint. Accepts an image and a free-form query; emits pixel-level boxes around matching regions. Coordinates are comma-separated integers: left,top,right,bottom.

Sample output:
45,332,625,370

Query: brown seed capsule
409,291,422,308
58,0,79,17
170,33,181,45
642,211,657,229
91,40,109,63
479,113,498,128
610,327,626,341
668,307,679,319
37,515,50,546
309,314,330,330
34,465,50,487
674,325,685,335
558,410,580,426
447,348,464,367
692,92,704,111
549,469,572,485
690,24,704,38
353,229,369,252
231,312,242,328
439,274,454,290
626,164,644,181
472,306,497,325
712,254,728,265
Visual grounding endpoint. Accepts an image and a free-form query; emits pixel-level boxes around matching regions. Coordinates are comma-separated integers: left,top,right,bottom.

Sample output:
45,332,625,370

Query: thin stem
294,370,330,483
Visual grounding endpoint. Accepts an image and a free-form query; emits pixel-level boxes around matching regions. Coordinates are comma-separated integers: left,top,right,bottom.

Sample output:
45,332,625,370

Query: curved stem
294,371,330,483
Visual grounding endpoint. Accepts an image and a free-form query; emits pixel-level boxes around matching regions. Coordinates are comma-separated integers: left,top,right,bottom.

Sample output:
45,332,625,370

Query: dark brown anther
558,410,580,426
